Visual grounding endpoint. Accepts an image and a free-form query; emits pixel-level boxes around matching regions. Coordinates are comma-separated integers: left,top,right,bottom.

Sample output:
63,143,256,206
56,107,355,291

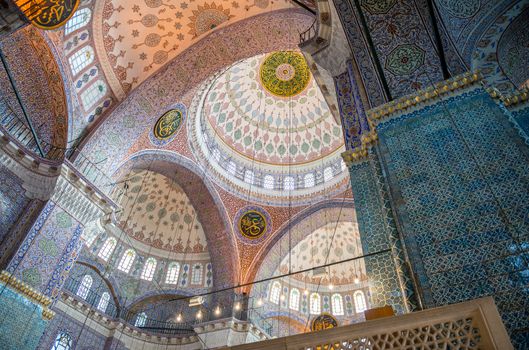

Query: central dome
189,52,349,206
202,53,343,165
259,51,311,97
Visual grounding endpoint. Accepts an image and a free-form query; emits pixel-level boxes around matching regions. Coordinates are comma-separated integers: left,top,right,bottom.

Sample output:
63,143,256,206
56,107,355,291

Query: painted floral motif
188,2,234,38
385,44,425,76
437,0,481,19
361,0,397,15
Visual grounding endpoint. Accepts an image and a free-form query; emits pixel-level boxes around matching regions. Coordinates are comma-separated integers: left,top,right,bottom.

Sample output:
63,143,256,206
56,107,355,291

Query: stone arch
70,260,122,314
113,150,240,290
0,26,69,150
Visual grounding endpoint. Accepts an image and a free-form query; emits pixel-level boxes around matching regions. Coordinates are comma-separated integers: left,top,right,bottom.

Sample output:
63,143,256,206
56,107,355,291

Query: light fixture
176,314,182,322
234,302,241,311
196,310,203,320
328,283,334,290
280,294,286,301
257,298,263,306
214,306,221,316
354,277,360,284
303,289,309,296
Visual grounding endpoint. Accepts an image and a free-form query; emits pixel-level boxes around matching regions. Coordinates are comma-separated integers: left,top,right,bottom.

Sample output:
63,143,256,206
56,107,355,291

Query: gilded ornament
20,0,81,30
311,313,338,332
238,210,267,240
259,51,311,98
153,109,183,140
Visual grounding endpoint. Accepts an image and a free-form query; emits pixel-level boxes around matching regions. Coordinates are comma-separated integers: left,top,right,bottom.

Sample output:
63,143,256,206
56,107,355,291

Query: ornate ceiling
189,52,348,205
277,221,366,286
111,169,209,258
94,0,296,96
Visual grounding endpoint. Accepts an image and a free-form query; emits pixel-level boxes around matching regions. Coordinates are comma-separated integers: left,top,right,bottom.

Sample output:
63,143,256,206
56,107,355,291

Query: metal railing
299,18,318,45
0,97,115,194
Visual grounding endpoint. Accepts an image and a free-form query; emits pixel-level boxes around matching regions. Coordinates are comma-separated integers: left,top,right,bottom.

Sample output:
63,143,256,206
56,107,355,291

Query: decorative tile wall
376,86,529,347
0,164,30,244
0,284,48,350
6,202,83,299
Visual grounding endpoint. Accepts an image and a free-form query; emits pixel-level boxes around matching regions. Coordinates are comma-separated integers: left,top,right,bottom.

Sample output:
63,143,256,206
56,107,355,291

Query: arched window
284,176,294,190
289,288,300,310
213,148,221,162
135,312,147,327
97,292,110,312
310,293,321,314
263,175,275,190
76,275,92,300
323,167,334,182
244,169,254,184
354,290,367,313
304,173,315,188
165,262,180,284
98,237,116,261
227,161,237,175
81,80,107,110
332,294,344,316
51,332,72,350
69,45,94,75
141,258,157,281
191,264,203,285
269,281,281,304
64,8,91,35
118,249,136,273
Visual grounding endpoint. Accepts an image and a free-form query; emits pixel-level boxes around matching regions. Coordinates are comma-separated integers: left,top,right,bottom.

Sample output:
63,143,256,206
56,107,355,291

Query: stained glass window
354,290,367,313
118,249,136,273
76,275,92,300
81,80,107,110
51,332,72,350
98,237,116,261
97,292,110,312
269,281,281,304
69,45,94,75
135,312,147,327
263,175,275,190
289,288,300,310
310,293,321,314
332,294,344,316
304,173,315,188
244,170,254,184
64,8,91,35
141,258,157,281
284,176,295,190
191,264,203,285
165,262,180,284
323,167,334,182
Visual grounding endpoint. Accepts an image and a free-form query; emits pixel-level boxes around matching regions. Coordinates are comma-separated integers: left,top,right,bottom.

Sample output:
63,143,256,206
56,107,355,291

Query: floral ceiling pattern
96,0,295,96
111,169,209,256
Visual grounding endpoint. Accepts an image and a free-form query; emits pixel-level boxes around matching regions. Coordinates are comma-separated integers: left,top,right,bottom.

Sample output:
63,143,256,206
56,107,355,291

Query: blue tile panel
0,283,48,350
349,158,412,314
376,87,529,347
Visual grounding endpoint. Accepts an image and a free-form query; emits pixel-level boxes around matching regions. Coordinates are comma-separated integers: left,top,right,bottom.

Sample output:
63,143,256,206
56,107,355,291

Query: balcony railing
299,18,318,45
224,297,513,350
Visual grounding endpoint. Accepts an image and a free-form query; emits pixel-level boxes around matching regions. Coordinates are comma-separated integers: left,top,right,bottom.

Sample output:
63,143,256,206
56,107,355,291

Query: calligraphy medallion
235,206,271,244
29,0,80,30
150,103,186,146
311,313,338,332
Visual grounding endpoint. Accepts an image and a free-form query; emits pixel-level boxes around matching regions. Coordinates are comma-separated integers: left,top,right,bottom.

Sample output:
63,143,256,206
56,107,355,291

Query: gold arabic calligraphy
154,109,182,140
32,0,79,30
239,211,266,239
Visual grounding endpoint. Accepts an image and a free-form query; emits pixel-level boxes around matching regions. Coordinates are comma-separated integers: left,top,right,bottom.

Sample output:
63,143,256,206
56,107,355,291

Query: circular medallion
311,313,338,332
31,0,80,30
150,103,186,146
259,51,311,98
235,206,271,244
